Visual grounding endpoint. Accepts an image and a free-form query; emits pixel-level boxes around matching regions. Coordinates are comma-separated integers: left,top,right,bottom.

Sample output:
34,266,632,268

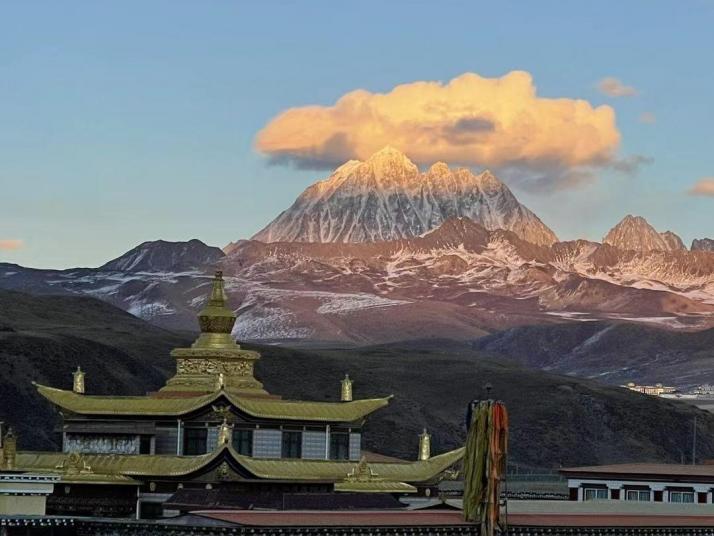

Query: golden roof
34,383,392,423
14,446,464,485
334,480,417,493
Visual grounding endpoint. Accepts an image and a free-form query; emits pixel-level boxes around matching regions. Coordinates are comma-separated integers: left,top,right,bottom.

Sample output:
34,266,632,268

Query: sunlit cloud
689,178,714,196
597,77,638,97
639,111,656,124
0,239,23,250
256,71,622,191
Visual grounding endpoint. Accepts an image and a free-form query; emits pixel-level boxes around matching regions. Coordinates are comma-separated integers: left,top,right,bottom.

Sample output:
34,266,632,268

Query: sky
1,1,713,268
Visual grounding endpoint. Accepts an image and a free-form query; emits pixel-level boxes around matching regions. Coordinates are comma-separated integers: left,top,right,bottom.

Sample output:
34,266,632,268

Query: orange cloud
639,111,656,124
689,178,714,196
256,71,621,181
597,77,638,97
0,239,23,250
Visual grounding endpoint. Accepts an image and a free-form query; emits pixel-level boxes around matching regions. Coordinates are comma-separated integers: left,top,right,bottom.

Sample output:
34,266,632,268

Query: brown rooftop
561,464,714,478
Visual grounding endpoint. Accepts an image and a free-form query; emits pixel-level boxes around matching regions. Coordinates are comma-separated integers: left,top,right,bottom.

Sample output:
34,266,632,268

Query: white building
561,464,714,504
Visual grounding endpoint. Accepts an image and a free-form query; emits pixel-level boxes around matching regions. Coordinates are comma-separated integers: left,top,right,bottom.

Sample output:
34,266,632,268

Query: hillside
248,341,714,467
473,322,714,388
3,289,714,468
0,290,191,449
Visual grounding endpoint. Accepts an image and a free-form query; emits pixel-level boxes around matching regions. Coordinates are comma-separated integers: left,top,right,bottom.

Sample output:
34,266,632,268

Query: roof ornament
73,366,85,394
56,452,93,475
217,417,234,448
1,427,16,470
345,456,380,482
341,374,353,402
216,372,225,391
419,428,432,461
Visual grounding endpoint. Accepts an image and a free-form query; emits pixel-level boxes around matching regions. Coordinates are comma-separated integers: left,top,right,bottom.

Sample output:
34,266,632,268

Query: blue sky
1,1,713,268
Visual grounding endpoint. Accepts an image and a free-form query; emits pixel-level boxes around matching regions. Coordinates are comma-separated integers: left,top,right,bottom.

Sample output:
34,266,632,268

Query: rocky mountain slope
4,288,714,468
251,146,558,247
602,215,686,252
4,216,714,343
693,238,714,252
101,239,224,272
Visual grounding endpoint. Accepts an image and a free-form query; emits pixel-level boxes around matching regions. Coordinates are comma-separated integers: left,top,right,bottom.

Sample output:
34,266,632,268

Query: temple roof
14,445,464,486
34,383,392,423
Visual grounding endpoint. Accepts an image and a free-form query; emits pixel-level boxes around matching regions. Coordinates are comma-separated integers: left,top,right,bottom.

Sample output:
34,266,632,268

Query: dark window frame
330,432,350,460
183,428,208,455
281,430,302,459
233,428,253,456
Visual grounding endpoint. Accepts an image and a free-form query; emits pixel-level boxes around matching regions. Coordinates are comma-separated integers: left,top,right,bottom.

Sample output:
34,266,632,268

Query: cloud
608,154,654,175
256,71,622,191
597,77,638,97
639,111,656,124
689,178,714,196
0,239,23,250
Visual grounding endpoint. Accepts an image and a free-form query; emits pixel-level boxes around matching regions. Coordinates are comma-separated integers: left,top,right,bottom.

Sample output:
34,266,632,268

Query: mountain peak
428,161,450,176
603,215,677,252
660,230,687,251
252,155,558,246
363,146,418,174
692,238,714,252
101,239,225,272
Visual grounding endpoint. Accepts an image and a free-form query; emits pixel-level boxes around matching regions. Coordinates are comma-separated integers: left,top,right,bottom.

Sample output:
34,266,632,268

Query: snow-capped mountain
602,215,685,252
250,146,559,247
693,238,714,252
101,239,224,272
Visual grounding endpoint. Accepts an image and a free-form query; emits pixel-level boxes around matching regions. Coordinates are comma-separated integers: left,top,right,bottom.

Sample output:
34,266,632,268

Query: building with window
1,272,462,518
561,464,714,504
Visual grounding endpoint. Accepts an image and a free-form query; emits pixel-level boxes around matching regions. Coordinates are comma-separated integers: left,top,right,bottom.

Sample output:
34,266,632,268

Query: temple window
669,490,695,503
183,428,208,455
281,431,302,459
139,435,152,455
233,429,253,456
330,432,350,460
625,489,651,501
583,487,608,500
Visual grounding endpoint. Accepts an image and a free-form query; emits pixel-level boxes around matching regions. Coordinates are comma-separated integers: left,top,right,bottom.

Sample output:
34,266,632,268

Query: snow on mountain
692,238,714,252
101,239,225,272
603,215,678,252
4,216,714,343
250,146,558,247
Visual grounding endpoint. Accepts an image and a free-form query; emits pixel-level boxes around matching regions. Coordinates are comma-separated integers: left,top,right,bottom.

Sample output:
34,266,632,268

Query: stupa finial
194,271,237,344
208,270,227,307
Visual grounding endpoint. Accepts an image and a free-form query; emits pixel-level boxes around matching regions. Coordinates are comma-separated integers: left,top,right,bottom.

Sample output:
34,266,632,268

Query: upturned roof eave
33,382,392,422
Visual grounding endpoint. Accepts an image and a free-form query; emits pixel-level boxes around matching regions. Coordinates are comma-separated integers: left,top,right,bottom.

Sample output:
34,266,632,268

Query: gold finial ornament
217,417,234,447
73,367,85,394
2,428,17,470
341,374,353,402
216,372,225,390
418,428,431,461
346,456,379,482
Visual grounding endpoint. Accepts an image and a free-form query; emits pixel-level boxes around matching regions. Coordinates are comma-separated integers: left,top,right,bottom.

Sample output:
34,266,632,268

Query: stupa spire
162,270,266,396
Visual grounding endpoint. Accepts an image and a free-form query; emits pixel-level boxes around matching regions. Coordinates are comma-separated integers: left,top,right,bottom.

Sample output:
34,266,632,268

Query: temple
0,272,463,518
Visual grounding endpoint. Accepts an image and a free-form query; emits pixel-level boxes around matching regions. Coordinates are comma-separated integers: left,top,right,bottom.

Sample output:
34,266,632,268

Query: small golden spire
73,366,85,394
2,427,17,470
216,372,225,391
418,428,431,461
341,374,353,402
192,271,238,349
